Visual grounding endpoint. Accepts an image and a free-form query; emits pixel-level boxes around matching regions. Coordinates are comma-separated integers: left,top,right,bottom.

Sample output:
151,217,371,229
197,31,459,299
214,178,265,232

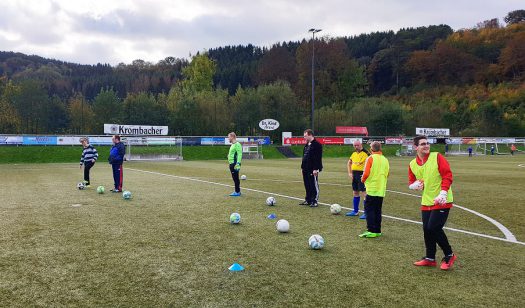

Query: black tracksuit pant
422,209,452,259
364,195,383,233
229,163,240,193
83,161,94,184
302,170,319,204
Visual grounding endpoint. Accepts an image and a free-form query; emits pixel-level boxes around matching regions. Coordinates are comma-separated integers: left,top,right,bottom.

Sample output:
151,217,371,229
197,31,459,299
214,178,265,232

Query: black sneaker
110,189,120,193
299,201,310,206
310,202,319,207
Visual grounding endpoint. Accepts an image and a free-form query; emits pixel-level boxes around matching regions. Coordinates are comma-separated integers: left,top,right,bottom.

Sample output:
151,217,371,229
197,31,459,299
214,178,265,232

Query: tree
504,10,525,25
476,18,501,29
11,80,51,133
256,45,297,86
181,53,217,94
121,92,168,126
68,93,94,134
296,38,366,106
256,81,304,138
404,50,435,84
349,99,405,135
93,87,122,133
0,79,22,133
474,101,504,136
47,95,68,133
499,32,525,79
193,89,230,135
231,86,261,135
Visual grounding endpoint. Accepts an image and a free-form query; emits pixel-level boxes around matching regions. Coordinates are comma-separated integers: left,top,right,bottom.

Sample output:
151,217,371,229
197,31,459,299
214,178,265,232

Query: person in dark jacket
109,135,126,192
299,129,323,207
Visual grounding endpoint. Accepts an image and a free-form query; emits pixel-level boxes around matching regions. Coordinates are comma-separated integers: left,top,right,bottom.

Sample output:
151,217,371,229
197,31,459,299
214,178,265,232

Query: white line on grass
233,178,518,243
518,164,525,168
127,168,525,246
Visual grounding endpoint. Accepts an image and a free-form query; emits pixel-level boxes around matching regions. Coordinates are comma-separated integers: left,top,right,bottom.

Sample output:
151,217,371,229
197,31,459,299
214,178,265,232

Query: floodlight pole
309,28,322,131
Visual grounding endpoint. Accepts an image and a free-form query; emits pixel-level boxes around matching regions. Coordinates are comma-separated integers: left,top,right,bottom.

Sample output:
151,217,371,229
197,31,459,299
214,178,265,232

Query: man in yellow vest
346,140,369,219
359,141,389,238
409,136,457,270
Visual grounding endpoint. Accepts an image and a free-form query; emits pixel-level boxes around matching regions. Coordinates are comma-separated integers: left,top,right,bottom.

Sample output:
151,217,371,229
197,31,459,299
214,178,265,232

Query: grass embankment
0,145,286,163
3,143,521,164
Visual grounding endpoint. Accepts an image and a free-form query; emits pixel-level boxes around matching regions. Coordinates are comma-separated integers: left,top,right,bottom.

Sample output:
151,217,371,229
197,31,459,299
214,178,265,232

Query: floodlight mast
309,28,322,131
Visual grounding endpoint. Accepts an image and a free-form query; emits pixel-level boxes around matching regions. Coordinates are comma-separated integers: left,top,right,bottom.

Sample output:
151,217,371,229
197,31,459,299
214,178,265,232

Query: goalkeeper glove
234,162,241,171
408,180,424,190
433,190,448,205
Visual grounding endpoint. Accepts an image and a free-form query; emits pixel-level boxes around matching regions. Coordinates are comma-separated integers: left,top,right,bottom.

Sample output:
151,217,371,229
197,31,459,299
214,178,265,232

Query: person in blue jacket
109,135,126,192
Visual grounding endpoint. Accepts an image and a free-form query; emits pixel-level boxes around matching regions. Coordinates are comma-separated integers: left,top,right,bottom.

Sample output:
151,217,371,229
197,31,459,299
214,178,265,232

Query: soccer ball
330,204,342,215
122,191,132,200
240,174,247,180
276,219,289,233
97,186,105,194
77,182,85,190
308,234,325,250
230,212,241,224
266,196,276,206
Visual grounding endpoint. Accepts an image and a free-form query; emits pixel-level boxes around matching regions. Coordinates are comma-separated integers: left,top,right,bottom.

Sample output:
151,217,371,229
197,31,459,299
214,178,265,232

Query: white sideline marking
518,164,525,168
128,168,525,246
235,178,518,243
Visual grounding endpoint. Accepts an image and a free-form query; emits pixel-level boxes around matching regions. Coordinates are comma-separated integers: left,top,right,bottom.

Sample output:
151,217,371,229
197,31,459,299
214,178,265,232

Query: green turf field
0,155,524,306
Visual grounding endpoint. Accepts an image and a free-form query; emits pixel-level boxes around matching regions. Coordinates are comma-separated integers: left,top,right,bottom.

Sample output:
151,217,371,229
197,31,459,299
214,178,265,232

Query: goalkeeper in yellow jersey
227,132,243,197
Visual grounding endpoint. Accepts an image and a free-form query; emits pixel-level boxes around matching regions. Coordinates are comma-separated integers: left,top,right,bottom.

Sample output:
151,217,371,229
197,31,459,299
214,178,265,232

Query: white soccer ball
309,234,325,250
77,182,85,190
230,212,241,224
330,204,342,215
240,174,247,180
122,190,132,200
276,219,290,233
266,196,276,206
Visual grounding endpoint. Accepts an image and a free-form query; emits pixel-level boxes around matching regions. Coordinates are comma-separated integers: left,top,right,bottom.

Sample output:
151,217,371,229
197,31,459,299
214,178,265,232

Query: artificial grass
0,156,524,306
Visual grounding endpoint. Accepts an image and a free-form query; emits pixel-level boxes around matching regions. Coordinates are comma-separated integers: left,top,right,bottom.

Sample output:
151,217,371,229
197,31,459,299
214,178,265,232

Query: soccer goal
242,141,263,159
446,143,484,156
396,139,415,156
124,136,183,161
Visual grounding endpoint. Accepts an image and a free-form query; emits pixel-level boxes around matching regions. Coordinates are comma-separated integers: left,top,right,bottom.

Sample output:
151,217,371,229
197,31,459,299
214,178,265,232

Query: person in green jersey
227,132,243,197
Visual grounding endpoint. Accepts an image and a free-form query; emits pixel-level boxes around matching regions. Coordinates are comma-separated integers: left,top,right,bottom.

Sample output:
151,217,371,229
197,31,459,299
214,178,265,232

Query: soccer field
1,156,524,307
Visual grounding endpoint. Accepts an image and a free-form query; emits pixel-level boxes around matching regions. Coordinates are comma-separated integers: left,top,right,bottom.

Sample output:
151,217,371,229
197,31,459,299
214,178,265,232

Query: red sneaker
440,254,457,270
413,258,437,267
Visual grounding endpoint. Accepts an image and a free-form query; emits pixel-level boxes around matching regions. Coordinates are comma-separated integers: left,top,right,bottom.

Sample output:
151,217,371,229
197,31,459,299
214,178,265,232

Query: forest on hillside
1,10,524,137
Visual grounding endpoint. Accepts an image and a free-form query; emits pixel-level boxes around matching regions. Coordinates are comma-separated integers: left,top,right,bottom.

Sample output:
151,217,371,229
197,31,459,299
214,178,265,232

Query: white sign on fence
415,127,450,136
259,119,280,131
104,124,168,135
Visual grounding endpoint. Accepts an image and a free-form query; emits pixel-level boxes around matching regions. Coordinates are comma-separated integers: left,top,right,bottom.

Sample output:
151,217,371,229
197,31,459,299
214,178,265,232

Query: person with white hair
345,140,369,218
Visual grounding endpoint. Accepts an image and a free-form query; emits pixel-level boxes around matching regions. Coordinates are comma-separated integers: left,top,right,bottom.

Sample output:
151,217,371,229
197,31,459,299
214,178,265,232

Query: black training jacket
301,138,323,172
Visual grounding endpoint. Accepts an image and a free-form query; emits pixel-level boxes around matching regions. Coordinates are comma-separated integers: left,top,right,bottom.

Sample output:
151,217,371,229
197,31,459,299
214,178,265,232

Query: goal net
124,136,183,161
242,141,263,159
446,143,484,156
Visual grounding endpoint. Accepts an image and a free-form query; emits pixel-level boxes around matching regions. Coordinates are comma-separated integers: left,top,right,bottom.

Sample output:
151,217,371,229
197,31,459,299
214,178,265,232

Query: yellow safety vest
409,152,453,206
365,154,389,197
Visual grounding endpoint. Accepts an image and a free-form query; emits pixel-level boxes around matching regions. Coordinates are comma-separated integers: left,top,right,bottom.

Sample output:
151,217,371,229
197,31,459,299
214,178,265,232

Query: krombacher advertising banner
104,124,168,135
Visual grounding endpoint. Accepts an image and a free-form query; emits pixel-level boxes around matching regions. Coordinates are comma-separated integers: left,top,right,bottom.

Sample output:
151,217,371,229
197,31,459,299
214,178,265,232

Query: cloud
0,0,523,65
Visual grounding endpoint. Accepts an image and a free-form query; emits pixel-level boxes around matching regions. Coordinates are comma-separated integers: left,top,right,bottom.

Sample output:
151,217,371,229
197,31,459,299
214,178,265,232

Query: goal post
124,136,183,161
242,141,263,159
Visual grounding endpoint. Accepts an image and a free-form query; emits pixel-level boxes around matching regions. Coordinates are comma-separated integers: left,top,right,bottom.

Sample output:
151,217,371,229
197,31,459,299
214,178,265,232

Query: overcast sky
0,0,522,65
